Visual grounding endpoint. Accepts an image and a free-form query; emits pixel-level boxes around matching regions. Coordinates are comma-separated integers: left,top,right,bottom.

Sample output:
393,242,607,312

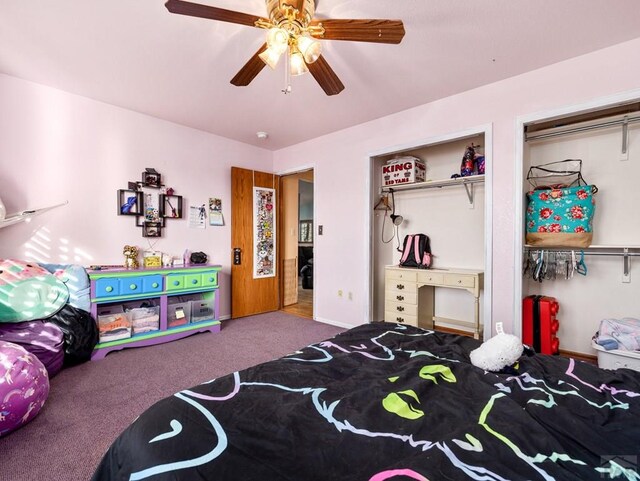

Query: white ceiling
2,0,640,150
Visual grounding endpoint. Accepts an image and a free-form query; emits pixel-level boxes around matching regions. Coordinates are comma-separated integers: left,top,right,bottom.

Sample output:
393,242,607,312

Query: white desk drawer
444,274,475,288
385,310,418,326
385,300,418,316
385,290,417,304
385,279,417,294
417,272,444,285
385,269,418,282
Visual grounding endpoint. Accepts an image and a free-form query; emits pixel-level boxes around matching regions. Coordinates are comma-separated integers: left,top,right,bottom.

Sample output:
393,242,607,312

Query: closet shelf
0,202,68,229
381,174,484,205
524,244,640,251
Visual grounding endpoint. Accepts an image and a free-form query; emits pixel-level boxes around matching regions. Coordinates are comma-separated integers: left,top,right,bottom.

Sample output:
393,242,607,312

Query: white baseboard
313,316,359,330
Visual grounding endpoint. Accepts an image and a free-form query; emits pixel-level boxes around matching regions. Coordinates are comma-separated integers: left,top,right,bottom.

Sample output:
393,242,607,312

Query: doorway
279,169,314,319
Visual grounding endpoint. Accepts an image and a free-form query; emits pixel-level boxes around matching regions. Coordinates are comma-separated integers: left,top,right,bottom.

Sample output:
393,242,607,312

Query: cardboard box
382,157,426,186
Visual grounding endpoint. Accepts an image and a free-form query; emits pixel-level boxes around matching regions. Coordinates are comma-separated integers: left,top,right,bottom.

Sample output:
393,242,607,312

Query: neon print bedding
91,323,640,481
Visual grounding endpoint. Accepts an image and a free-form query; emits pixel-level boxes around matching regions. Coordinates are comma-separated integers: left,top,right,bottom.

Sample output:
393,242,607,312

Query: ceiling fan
165,0,405,95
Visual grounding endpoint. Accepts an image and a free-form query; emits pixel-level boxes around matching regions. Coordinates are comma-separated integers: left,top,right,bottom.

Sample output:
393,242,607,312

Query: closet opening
368,126,493,340
515,93,640,358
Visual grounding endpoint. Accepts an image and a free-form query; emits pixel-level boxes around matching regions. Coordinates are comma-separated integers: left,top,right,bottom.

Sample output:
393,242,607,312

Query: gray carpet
0,312,344,481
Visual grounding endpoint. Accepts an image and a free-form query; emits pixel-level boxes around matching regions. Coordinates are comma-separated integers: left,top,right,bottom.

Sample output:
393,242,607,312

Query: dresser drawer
142,275,163,294
166,274,185,291
385,278,417,294
385,290,417,304
444,274,475,288
95,278,120,298
200,271,218,287
385,269,418,282
385,300,418,317
385,310,418,327
417,271,444,285
120,277,143,295
185,273,203,288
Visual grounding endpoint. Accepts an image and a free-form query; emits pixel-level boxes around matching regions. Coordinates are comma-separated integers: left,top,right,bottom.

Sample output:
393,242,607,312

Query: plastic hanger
576,250,588,276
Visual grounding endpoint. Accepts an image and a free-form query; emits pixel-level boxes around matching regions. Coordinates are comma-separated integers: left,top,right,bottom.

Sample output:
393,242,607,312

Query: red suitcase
523,296,560,355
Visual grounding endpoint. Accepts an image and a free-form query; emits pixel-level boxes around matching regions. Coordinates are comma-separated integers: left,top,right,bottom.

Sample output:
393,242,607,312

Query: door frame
276,164,316,319
365,124,494,339
513,88,640,339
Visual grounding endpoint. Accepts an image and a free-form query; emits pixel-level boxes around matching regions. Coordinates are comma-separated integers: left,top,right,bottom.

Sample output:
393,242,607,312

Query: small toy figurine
123,245,140,269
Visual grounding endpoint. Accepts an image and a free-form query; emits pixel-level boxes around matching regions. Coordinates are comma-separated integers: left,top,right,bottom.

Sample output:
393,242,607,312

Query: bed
92,323,640,480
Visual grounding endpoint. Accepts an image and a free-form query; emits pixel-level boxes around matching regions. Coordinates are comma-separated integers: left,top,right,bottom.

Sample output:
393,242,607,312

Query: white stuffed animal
470,332,524,372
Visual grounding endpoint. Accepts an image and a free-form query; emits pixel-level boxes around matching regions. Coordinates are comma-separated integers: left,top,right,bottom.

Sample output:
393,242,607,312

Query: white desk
384,266,484,339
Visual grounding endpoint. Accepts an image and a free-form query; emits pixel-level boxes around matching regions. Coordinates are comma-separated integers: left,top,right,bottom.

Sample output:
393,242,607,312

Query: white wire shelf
0,202,68,229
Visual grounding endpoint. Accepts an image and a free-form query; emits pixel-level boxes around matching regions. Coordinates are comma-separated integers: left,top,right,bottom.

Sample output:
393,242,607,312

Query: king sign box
382,157,426,186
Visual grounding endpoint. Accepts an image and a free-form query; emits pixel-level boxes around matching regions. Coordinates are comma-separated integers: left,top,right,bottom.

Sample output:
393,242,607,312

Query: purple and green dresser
87,265,221,360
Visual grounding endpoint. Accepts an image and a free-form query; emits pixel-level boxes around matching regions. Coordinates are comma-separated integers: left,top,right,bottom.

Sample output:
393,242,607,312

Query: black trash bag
47,304,99,365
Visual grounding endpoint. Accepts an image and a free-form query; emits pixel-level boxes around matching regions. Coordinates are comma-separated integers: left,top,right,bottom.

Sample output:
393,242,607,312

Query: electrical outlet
348,292,353,300
338,290,343,297
495,322,504,334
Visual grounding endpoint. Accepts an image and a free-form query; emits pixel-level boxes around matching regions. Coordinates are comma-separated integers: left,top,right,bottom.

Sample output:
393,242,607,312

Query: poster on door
253,187,276,278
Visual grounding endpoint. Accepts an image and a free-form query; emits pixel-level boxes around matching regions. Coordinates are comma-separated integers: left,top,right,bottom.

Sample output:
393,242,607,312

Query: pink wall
0,74,272,318
273,37,640,332
3,37,640,331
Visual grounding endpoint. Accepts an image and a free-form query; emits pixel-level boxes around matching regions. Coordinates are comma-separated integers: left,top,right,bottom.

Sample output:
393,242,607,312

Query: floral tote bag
526,184,598,247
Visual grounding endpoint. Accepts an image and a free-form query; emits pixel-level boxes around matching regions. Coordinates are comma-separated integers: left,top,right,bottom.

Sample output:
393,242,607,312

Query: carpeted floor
0,312,344,481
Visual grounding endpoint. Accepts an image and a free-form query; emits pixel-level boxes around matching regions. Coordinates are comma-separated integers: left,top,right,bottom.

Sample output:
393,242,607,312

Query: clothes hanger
576,250,588,276
374,194,391,211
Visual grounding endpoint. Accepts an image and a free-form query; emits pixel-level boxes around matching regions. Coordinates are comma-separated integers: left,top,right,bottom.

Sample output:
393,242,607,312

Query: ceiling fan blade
308,56,345,96
165,0,267,27
230,43,268,87
310,19,405,44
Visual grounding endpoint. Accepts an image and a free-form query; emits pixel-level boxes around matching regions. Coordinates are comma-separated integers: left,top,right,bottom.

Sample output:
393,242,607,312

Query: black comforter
92,323,640,480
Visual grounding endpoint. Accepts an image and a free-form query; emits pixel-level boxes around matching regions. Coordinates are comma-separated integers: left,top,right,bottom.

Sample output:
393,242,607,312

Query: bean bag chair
0,341,50,437
47,305,99,366
0,259,69,323
0,321,65,378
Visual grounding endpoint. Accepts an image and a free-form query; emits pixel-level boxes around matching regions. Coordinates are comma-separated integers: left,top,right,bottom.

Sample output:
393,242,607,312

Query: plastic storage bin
126,305,160,335
167,301,191,328
592,341,640,372
190,298,215,323
97,305,132,343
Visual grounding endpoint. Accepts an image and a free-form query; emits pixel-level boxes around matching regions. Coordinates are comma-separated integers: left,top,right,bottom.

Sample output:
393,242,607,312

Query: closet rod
526,115,640,141
524,250,640,258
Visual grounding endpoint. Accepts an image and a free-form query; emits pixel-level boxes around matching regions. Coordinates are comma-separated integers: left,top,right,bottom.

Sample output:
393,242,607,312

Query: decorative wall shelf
0,202,68,230
381,174,485,205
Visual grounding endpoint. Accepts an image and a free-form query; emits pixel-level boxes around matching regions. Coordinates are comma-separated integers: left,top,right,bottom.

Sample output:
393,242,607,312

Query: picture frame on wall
159,194,183,219
299,220,313,243
142,222,162,238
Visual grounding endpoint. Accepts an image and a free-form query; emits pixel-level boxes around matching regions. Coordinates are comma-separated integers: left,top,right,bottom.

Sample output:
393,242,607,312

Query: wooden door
231,167,280,318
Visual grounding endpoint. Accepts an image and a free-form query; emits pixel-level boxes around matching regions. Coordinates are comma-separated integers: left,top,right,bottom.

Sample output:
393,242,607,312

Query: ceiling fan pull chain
282,47,292,94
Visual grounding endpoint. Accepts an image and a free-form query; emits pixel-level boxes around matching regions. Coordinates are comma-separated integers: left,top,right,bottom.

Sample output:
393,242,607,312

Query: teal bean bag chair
0,259,69,323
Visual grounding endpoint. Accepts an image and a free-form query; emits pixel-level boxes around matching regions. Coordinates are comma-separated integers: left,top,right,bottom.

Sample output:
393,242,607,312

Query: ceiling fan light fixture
289,49,309,76
297,35,322,64
266,27,289,54
258,46,284,69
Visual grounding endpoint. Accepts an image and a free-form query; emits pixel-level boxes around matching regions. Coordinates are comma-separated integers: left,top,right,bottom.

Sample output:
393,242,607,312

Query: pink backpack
399,234,432,269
